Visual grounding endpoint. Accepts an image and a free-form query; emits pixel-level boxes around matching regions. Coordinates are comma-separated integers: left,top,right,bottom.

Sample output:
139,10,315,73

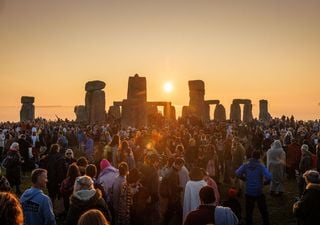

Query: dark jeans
245,194,269,225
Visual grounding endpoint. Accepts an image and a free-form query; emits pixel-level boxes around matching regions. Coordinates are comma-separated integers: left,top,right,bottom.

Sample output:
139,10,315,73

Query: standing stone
20,96,35,122
187,80,209,121
214,104,226,121
259,99,272,121
81,80,107,124
127,74,147,101
90,90,106,123
230,103,241,121
170,106,176,120
121,74,147,128
108,105,121,120
74,105,87,122
243,103,253,122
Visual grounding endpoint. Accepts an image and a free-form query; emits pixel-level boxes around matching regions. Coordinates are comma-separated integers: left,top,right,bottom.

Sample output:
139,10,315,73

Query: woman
267,140,286,196
60,163,81,213
66,175,112,225
97,159,119,196
118,141,135,170
77,209,110,225
65,149,77,168
110,135,120,167
0,192,24,225
3,142,22,194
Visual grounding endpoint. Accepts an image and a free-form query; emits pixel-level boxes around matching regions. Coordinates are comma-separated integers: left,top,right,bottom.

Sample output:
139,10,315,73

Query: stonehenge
75,80,107,123
20,96,35,122
259,99,272,122
230,99,253,122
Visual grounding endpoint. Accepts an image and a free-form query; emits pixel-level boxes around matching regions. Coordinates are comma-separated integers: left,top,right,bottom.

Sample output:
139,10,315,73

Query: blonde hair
77,209,109,225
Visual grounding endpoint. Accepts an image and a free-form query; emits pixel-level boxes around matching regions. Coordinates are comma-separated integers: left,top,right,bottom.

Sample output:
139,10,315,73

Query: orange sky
0,0,319,121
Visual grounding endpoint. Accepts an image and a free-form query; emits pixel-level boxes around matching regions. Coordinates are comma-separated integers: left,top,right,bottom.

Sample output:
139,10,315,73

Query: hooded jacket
235,158,272,196
20,187,56,225
293,183,320,225
65,189,111,225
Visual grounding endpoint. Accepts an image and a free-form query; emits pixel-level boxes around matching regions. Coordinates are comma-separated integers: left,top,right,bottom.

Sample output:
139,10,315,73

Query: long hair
77,209,110,225
67,163,81,183
0,192,24,225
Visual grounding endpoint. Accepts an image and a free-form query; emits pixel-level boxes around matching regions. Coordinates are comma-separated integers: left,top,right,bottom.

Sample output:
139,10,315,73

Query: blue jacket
20,187,56,225
235,159,272,197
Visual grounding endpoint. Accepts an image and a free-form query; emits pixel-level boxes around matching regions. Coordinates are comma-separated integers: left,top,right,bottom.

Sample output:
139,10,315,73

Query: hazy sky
0,0,319,121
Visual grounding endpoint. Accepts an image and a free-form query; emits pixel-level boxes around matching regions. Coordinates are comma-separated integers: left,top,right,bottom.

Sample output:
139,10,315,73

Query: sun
163,82,173,93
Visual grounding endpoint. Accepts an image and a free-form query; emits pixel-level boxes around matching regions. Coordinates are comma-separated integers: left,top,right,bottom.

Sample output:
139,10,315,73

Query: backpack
1,154,16,169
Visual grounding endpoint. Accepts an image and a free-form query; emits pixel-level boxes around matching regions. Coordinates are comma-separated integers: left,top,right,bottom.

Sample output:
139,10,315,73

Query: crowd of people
0,115,319,225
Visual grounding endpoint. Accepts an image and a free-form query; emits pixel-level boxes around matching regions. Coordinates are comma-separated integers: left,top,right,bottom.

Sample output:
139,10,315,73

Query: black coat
4,150,22,186
293,183,320,225
45,152,67,197
65,189,111,225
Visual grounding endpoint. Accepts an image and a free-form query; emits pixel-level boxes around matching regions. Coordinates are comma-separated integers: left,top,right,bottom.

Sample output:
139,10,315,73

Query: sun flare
163,82,173,93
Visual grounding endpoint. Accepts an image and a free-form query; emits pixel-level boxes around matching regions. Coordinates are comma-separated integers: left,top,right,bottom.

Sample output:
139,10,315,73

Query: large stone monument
74,105,87,122
20,96,35,122
121,74,147,128
259,99,272,121
214,104,226,121
230,99,253,122
74,80,106,124
85,80,106,124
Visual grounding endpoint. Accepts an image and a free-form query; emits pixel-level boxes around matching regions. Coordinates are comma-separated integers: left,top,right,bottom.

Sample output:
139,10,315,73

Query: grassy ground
17,173,299,225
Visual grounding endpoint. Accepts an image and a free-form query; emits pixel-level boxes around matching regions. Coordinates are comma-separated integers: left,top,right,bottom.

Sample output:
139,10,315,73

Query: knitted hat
74,175,94,192
228,188,238,198
303,170,320,184
100,159,111,170
10,142,19,151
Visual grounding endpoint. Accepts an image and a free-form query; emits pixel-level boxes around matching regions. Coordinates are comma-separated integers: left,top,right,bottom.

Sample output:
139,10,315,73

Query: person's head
31,169,48,189
85,164,98,179
251,150,261,160
173,158,184,171
0,175,11,192
301,144,309,154
77,157,89,167
0,192,24,225
74,175,94,193
303,170,320,184
100,159,111,171
189,167,204,181
67,163,81,181
77,209,110,225
118,162,129,177
49,144,60,154
10,142,19,151
199,186,216,204
65,149,74,159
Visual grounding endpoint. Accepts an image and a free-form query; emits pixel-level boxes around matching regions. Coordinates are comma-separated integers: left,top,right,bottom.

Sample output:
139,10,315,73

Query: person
3,142,22,194
298,144,313,195
293,170,320,225
266,140,286,196
77,209,110,225
183,186,238,225
0,129,5,161
222,188,242,224
65,149,77,168
111,162,128,220
60,163,81,214
65,175,112,225
286,138,301,179
43,144,67,205
77,157,89,176
0,192,24,225
85,133,94,162
20,168,56,225
97,159,119,196
183,167,207,222
236,150,272,225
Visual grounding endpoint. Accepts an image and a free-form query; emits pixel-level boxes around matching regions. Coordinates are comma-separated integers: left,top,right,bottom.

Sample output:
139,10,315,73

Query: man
236,150,272,225
184,186,238,225
293,170,320,225
20,168,56,225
